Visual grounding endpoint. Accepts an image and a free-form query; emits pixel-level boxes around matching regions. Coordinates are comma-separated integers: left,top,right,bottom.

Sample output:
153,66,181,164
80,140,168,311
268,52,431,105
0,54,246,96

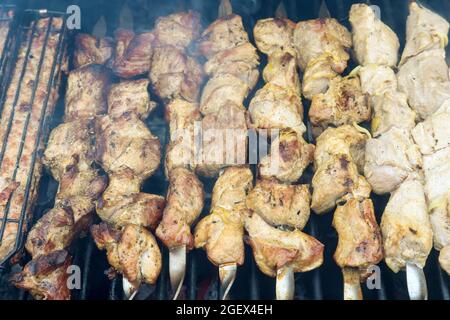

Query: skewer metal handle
276,266,294,300
219,263,237,300
170,245,186,300
342,268,363,300
406,262,428,300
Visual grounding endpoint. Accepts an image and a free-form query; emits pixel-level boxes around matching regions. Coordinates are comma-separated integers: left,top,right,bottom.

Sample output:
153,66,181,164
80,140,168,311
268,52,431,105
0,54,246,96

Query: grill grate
0,0,449,300
0,9,68,266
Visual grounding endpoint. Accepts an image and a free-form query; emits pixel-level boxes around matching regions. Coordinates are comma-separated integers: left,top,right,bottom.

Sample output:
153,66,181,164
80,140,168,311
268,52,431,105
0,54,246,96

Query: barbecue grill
0,0,449,300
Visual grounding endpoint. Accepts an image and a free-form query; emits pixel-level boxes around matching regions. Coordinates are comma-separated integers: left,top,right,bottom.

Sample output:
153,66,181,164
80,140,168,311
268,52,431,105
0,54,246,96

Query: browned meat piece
43,119,95,181
309,76,370,131
107,79,156,120
197,14,249,59
73,33,114,68
244,212,324,277
203,42,259,89
153,11,200,49
150,45,203,103
91,223,162,287
11,250,71,300
194,166,253,266
253,17,295,56
246,178,311,230
293,18,352,100
200,73,250,116
312,125,371,214
249,83,305,135
97,191,164,230
195,103,247,177
333,199,383,276
108,29,154,78
25,206,90,258
156,167,204,250
194,206,246,266
259,129,314,183
349,4,400,67
96,114,161,180
381,179,433,272
64,64,110,121
0,17,66,263
211,166,253,210
262,50,300,95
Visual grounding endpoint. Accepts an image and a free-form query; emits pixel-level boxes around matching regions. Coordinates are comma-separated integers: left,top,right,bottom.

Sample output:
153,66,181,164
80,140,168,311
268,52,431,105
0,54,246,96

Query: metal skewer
276,266,295,300
170,245,187,300
406,262,428,300
219,263,237,300
123,277,139,300
342,268,363,300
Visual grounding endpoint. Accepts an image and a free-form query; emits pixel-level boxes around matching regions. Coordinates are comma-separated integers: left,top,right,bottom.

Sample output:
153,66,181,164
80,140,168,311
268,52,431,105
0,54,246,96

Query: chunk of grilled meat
156,168,204,250
333,198,383,277
400,2,449,66
194,166,253,266
64,64,110,122
200,73,250,116
0,9,13,57
153,11,200,49
397,49,450,120
293,18,352,100
262,50,300,95
197,14,249,59
358,65,416,137
259,129,314,183
195,103,247,177
91,223,162,287
412,100,450,156
203,42,259,89
309,76,370,132
312,125,371,214
381,178,433,272
249,83,305,135
349,3,400,67
244,212,324,277
43,119,95,181
364,127,422,195
164,99,201,174
73,33,114,69
211,166,253,210
108,29,154,78
107,79,156,120
253,18,295,56
11,250,71,300
150,45,203,103
96,113,161,180
195,206,246,266
246,178,311,230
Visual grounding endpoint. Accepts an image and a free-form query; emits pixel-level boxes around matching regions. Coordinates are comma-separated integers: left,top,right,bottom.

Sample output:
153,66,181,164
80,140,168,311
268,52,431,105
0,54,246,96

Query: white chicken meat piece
349,3,400,67
397,49,450,120
253,17,295,56
400,2,449,66
381,178,433,273
358,65,416,137
364,127,422,195
422,147,450,256
293,18,352,100
412,100,450,155
249,83,305,135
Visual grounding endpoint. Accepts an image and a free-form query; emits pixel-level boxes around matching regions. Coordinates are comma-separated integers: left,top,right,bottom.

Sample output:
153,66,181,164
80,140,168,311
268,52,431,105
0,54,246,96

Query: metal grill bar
0,9,68,266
